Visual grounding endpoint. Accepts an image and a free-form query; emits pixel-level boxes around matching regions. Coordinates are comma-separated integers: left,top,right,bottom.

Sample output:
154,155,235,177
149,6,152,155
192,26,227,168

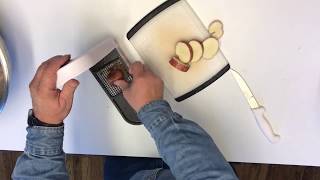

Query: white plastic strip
56,38,117,88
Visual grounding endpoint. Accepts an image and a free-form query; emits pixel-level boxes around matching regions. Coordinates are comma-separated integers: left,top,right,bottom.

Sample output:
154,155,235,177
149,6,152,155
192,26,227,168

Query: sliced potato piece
175,42,193,64
202,37,219,60
169,56,190,72
189,40,203,63
208,20,224,39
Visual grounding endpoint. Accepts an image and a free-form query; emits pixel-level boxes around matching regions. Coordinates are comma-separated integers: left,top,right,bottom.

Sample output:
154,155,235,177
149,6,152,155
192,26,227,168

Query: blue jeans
104,156,169,180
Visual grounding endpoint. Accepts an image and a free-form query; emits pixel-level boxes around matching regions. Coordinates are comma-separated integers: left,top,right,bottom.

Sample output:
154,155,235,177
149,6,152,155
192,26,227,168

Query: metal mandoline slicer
57,38,141,125
90,49,140,125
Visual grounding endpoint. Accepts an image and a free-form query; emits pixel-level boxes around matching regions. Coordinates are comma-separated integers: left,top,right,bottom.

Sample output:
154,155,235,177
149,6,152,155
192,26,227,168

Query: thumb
60,79,79,104
113,80,129,91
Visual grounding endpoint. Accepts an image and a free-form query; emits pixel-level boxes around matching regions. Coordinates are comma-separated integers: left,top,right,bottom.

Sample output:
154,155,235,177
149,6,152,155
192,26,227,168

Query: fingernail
64,54,71,59
71,80,80,87
113,81,119,86
75,81,80,87
129,66,133,74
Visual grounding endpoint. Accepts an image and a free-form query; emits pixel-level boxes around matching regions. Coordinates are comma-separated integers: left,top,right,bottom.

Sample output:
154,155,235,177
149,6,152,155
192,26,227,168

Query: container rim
0,36,10,113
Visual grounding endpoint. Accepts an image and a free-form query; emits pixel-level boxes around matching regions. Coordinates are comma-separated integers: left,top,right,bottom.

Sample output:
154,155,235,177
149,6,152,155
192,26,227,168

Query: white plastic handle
56,38,117,88
252,107,281,143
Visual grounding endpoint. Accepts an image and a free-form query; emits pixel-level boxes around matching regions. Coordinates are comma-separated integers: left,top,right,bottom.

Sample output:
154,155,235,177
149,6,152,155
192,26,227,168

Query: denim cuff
25,126,64,156
138,100,173,132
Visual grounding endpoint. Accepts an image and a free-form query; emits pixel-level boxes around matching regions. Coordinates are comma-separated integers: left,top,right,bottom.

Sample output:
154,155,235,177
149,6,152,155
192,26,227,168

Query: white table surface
0,0,319,166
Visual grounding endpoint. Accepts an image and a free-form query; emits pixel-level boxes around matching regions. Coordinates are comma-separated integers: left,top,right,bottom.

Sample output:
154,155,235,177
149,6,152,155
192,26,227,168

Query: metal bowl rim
0,36,10,112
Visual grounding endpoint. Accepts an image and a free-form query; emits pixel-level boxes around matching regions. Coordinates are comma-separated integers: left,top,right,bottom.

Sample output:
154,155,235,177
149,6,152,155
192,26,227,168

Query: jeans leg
104,156,169,180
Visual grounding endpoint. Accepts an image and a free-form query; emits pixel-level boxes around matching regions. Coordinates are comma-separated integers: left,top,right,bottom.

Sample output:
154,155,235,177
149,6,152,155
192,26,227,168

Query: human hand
29,55,79,125
114,62,164,112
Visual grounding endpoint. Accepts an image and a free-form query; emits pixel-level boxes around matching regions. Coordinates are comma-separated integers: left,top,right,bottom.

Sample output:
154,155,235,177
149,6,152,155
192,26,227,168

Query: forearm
138,100,238,180
12,126,68,180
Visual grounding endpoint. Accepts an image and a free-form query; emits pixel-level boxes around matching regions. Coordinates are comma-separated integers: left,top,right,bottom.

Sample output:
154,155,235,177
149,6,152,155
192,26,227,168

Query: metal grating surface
96,59,132,97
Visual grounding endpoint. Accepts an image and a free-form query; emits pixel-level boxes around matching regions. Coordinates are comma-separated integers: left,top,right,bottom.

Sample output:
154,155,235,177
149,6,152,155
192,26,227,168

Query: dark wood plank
1,150,320,180
232,163,269,180
66,154,104,180
0,151,21,180
266,164,305,180
302,166,320,180
232,163,320,180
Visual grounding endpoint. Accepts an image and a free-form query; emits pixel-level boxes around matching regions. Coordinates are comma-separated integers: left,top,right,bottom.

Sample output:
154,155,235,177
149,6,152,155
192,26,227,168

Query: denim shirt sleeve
138,100,238,180
12,126,68,180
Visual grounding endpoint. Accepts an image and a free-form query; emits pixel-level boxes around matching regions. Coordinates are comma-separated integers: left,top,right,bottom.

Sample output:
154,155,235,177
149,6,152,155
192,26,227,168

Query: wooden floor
1,151,320,180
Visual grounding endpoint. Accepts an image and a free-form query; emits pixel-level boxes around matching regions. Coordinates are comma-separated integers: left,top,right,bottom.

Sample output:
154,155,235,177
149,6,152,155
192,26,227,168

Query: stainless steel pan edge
0,35,10,113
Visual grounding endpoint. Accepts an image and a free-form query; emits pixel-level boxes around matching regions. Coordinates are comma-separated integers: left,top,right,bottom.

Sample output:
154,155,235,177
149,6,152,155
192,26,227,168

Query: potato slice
176,42,193,64
208,20,224,39
189,40,203,63
169,56,190,72
202,37,219,60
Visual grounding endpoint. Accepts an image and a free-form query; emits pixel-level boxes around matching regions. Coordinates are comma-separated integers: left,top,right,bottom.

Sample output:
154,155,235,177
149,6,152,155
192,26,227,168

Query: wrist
28,109,64,127
25,126,65,156
136,97,163,112
137,99,171,115
138,100,173,130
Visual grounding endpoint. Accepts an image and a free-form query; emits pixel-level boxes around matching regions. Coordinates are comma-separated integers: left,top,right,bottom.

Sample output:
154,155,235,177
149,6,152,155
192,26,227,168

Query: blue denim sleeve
138,100,238,180
12,126,68,180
